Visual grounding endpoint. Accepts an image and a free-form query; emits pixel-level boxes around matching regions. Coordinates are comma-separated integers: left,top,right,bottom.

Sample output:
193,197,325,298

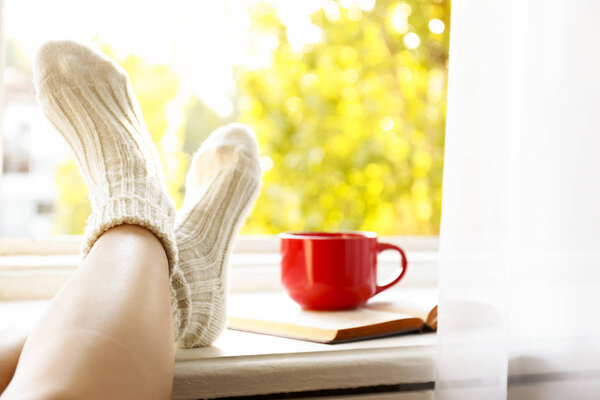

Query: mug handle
375,242,408,295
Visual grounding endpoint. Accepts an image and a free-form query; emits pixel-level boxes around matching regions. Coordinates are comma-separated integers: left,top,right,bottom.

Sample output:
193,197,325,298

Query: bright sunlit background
0,0,449,237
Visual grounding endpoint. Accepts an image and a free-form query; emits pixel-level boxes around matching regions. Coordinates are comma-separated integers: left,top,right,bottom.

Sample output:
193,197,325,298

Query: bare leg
0,333,24,393
2,225,174,399
0,299,47,393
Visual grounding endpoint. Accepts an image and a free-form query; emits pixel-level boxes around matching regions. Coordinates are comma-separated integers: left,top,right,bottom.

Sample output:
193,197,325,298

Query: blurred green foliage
53,0,449,235
239,0,449,234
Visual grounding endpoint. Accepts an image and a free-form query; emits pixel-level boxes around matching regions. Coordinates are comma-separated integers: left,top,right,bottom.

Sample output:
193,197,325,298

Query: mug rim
279,231,377,240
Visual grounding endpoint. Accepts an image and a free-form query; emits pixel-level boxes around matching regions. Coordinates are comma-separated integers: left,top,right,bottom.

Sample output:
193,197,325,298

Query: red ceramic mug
279,232,408,310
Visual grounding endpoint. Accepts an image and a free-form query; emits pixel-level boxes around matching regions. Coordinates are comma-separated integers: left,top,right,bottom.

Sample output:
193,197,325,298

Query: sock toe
34,40,124,90
200,123,259,158
185,124,260,193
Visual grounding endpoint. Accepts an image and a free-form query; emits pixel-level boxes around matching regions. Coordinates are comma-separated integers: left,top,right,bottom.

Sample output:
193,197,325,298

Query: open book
227,288,437,344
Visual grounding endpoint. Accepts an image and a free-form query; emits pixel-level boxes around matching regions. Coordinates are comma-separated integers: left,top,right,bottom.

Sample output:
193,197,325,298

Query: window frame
0,235,439,301
0,4,439,302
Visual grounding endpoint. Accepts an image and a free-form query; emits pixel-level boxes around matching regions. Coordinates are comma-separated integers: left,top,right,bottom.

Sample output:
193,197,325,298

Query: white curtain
436,1,600,399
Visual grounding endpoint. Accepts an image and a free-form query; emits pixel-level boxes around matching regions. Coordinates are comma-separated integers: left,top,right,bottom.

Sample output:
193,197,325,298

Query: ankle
88,224,168,268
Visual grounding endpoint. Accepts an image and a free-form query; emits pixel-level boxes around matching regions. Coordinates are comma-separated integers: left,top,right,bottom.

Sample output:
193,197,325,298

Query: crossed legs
0,39,261,398
1,225,174,399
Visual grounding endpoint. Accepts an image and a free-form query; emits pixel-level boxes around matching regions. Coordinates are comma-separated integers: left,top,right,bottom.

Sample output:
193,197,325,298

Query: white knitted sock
174,123,262,348
33,40,178,269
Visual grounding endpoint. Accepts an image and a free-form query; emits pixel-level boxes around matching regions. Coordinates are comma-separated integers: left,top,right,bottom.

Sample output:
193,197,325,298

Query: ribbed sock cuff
82,194,178,271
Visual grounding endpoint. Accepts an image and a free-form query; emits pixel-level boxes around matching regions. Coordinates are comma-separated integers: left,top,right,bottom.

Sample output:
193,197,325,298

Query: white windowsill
0,236,439,398
0,300,436,400
174,329,436,399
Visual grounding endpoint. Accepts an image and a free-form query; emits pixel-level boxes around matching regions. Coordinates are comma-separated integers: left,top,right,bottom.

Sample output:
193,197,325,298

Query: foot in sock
173,123,262,348
34,40,193,340
34,40,178,267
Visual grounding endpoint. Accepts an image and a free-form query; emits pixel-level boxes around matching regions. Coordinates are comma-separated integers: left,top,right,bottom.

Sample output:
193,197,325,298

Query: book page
364,287,438,323
228,292,420,332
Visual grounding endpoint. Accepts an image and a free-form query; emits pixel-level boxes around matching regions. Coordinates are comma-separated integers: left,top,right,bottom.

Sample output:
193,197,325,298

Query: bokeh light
428,18,445,34
403,32,421,49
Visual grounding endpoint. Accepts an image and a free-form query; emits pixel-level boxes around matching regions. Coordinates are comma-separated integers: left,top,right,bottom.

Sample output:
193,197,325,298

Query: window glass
0,0,449,237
